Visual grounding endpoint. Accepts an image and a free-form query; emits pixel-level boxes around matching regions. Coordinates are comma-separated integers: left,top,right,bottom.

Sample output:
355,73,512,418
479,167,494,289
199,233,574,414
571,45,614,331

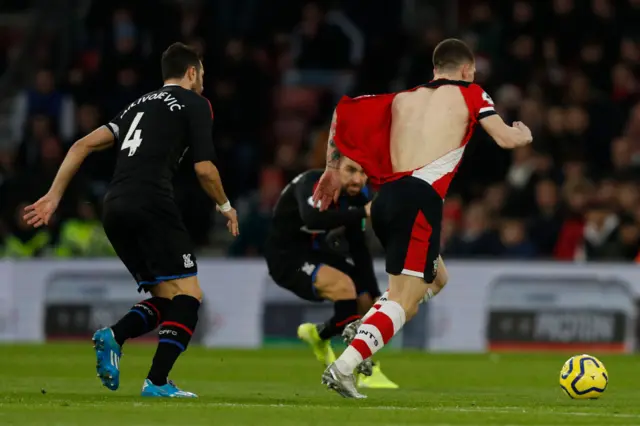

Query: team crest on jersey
482,91,494,105
183,254,194,268
301,262,316,276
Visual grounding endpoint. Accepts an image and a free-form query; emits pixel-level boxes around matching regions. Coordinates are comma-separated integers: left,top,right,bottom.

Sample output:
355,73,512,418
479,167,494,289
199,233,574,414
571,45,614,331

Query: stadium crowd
0,0,638,262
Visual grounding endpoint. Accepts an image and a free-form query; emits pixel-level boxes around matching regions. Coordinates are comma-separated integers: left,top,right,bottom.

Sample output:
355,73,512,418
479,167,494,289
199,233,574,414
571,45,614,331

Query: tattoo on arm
326,110,342,169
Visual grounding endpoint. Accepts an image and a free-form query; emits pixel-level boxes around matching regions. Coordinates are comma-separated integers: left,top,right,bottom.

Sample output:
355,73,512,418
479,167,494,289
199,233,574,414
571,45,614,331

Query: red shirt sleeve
468,83,497,120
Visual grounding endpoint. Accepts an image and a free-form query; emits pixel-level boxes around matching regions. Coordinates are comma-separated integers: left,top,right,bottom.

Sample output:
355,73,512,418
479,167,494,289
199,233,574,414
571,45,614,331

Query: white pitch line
187,402,640,420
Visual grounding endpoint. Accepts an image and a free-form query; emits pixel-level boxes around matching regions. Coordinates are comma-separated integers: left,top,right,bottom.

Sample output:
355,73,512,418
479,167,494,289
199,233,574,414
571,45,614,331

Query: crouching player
264,158,397,389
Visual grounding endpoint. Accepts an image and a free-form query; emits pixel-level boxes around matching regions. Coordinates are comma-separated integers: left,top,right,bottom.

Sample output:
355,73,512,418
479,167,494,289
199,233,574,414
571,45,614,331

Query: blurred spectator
105,9,142,82
228,167,285,256
54,200,115,257
577,201,622,261
446,202,501,258
464,2,500,59
4,202,50,257
619,217,640,260
580,39,608,92
554,182,590,260
529,179,563,257
10,69,75,145
610,137,638,174
75,104,116,199
103,67,143,120
291,2,360,70
440,196,463,252
498,217,536,259
15,115,55,171
618,179,639,215
397,27,443,89
483,183,507,218
504,34,536,88
506,146,536,190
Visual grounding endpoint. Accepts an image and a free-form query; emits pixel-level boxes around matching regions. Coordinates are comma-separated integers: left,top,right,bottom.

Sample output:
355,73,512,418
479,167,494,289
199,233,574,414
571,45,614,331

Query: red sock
335,300,405,374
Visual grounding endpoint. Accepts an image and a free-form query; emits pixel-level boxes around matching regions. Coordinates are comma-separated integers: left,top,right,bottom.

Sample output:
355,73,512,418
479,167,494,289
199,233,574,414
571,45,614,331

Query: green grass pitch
1,344,640,425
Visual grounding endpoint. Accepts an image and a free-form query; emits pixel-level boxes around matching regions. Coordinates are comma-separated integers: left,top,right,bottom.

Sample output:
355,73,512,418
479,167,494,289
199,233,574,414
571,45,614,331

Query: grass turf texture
1,344,639,425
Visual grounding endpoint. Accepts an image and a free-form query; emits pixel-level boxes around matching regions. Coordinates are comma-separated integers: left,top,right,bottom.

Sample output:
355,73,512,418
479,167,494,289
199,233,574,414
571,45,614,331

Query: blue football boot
141,379,198,398
92,328,121,391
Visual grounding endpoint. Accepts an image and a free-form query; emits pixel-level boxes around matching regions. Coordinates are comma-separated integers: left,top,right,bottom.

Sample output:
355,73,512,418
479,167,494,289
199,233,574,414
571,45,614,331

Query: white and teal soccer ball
559,354,608,399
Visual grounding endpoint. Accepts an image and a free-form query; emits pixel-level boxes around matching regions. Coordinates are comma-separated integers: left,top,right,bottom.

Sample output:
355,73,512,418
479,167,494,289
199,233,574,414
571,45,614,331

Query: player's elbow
70,138,92,157
77,126,115,153
494,131,526,149
194,161,219,180
495,128,531,149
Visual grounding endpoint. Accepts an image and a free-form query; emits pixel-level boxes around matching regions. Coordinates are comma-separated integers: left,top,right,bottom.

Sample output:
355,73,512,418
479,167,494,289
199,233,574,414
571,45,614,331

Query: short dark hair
161,42,201,81
432,38,475,72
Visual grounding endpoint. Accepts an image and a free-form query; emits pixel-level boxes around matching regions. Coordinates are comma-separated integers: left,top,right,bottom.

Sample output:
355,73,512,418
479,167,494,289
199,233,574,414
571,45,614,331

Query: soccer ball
559,354,608,399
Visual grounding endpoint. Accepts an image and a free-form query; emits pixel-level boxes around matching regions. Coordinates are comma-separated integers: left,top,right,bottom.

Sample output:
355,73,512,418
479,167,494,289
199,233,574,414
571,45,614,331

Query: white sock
335,300,406,375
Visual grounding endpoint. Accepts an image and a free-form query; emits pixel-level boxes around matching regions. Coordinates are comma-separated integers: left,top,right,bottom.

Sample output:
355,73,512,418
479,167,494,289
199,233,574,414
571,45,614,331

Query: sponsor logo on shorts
183,254,194,268
159,329,178,336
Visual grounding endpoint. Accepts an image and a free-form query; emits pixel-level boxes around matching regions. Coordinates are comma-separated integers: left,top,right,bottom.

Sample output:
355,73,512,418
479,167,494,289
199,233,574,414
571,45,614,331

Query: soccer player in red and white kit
313,38,533,398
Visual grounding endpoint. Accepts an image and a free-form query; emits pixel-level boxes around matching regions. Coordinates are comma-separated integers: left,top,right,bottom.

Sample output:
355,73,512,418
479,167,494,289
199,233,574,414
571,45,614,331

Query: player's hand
312,168,341,212
23,192,60,228
364,201,372,217
217,206,239,237
513,121,533,144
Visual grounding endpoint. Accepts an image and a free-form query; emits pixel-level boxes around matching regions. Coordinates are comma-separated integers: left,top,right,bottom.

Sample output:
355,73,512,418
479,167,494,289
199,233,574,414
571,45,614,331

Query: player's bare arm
23,126,115,227
313,109,343,211
480,114,533,149
48,126,115,198
326,110,342,169
295,172,367,230
193,161,230,207
193,161,238,236
187,93,239,236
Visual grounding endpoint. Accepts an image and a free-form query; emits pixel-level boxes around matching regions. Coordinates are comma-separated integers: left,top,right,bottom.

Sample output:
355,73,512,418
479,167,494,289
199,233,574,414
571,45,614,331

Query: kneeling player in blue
264,158,397,389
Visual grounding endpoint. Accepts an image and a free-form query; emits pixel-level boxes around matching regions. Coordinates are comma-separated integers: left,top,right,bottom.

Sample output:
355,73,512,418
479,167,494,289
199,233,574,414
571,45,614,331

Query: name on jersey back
120,91,185,119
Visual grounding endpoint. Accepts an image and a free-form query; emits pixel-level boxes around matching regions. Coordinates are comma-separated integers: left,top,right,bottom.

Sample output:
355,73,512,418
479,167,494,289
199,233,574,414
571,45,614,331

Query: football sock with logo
147,295,200,386
361,290,388,322
317,299,360,340
111,297,172,347
335,300,406,375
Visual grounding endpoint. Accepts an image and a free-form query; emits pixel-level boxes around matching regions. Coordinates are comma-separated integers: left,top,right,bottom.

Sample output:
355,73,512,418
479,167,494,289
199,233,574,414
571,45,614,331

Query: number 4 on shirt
121,112,144,156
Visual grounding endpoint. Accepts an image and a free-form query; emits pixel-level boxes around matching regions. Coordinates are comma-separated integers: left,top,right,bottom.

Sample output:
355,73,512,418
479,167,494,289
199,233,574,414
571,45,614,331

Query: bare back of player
391,86,468,171
315,39,532,398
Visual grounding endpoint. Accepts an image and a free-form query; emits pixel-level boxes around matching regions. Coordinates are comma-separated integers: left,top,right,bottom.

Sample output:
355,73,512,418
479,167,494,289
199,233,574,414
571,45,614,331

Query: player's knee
388,275,427,320
152,276,203,301
179,280,203,301
336,276,357,300
183,284,203,302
